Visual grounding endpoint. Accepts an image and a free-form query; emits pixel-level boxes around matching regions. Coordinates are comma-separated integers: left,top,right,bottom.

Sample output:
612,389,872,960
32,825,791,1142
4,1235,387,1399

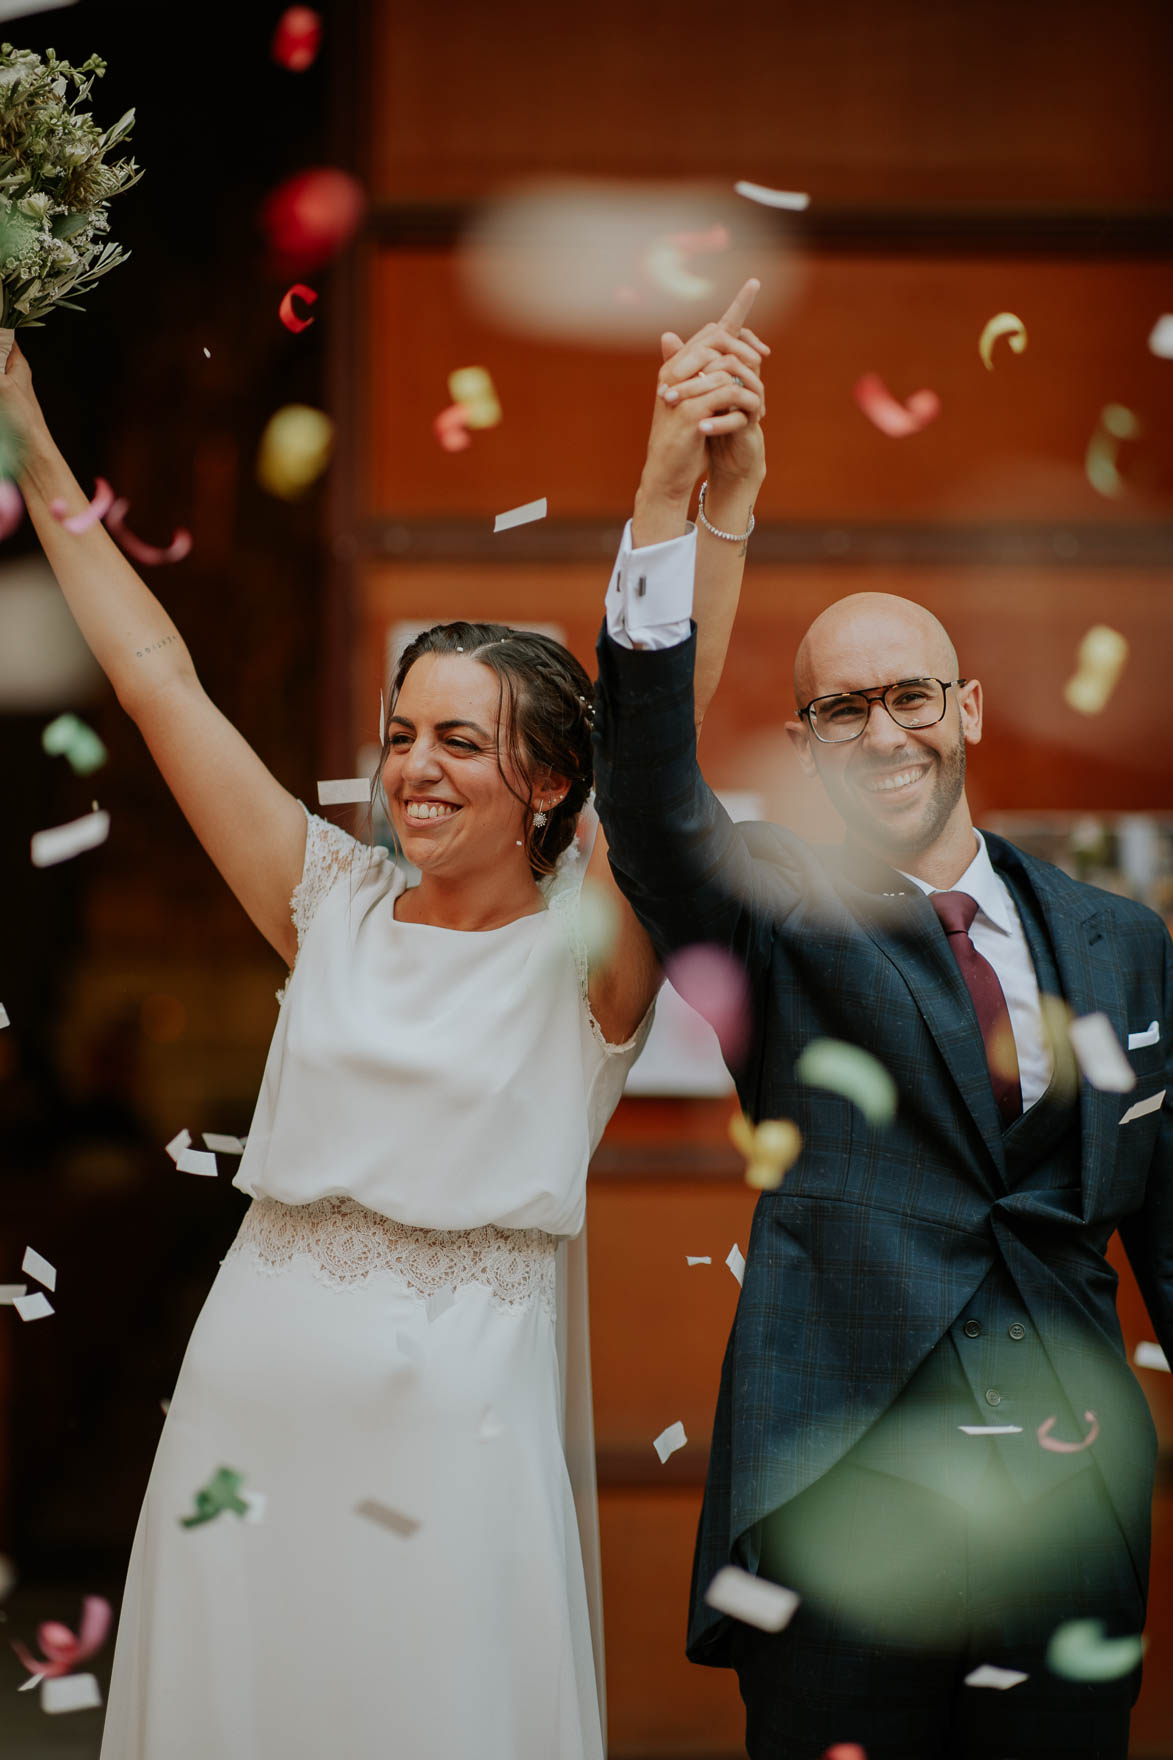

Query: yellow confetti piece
729,1111,801,1190
978,311,1027,371
1085,403,1141,498
256,404,334,500
1062,624,1128,716
446,366,501,431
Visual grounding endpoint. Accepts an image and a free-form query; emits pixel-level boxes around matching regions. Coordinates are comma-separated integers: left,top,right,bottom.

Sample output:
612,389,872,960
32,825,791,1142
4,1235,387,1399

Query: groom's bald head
794,593,959,708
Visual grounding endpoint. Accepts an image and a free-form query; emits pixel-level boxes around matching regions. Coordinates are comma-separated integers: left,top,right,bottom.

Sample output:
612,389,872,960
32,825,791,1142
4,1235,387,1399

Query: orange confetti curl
853,373,940,438
105,498,193,567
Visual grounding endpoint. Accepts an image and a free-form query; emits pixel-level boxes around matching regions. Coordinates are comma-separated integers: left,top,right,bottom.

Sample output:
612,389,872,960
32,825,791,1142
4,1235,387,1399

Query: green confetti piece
794,1038,897,1126
1046,1618,1144,1682
179,1466,250,1529
41,712,107,775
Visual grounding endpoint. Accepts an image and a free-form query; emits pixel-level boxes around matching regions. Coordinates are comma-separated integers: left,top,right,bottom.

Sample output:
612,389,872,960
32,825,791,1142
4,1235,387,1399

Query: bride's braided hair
379,622,594,879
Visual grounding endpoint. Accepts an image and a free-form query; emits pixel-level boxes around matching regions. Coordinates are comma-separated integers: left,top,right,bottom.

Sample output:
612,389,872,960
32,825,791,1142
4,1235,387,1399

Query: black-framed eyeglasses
798,678,968,744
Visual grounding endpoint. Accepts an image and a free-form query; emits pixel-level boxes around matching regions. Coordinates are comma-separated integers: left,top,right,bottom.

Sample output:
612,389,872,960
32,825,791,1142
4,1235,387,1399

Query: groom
593,340,1172,1758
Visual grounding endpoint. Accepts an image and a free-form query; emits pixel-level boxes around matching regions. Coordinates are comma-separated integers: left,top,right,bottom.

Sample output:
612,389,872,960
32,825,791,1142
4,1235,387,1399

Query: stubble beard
832,736,967,860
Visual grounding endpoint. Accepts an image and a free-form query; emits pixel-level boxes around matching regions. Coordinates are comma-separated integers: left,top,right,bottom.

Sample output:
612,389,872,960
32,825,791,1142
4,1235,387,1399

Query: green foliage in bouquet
0,43,142,329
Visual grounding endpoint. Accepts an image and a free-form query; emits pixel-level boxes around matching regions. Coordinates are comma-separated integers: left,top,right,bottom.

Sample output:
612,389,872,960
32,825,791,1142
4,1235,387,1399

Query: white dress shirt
604,521,1054,1109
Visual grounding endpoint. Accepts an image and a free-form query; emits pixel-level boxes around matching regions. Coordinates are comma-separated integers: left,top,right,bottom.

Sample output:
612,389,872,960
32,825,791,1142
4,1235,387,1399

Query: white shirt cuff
605,518,696,650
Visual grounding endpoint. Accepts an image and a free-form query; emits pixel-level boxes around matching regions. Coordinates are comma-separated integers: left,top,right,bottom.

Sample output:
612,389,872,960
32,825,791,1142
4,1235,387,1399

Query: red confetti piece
853,373,940,438
663,944,751,1065
433,403,472,452
0,477,23,539
279,283,318,333
1038,1409,1099,1453
272,6,322,72
824,1748,867,1760
261,168,366,273
11,1594,112,1679
49,476,114,534
105,498,192,567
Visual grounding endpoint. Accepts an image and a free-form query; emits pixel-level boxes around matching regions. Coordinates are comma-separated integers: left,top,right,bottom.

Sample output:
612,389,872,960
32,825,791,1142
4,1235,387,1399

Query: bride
2,283,767,1758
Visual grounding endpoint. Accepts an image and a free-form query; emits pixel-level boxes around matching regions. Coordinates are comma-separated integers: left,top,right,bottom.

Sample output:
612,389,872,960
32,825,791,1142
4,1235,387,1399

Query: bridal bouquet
0,43,141,353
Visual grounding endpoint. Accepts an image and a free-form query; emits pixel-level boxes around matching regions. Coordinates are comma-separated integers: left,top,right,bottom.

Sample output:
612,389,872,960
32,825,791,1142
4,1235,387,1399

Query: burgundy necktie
930,890,1023,1126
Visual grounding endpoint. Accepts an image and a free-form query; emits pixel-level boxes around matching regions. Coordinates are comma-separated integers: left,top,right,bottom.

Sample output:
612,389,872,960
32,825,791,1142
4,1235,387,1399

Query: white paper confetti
734,180,810,211
13,1292,53,1322
686,1255,712,1266
17,1672,44,1692
21,1246,56,1292
164,1129,192,1163
1068,1013,1136,1093
1120,1089,1165,1124
354,1498,420,1537
1128,1020,1159,1050
0,1285,28,1303
316,778,370,805
42,1672,102,1714
965,1663,1028,1689
959,1425,1023,1435
493,497,547,533
30,808,110,868
725,1243,746,1286
202,1133,245,1154
426,1289,455,1323
0,0,76,20
1134,1341,1170,1372
176,1148,218,1177
1148,314,1173,359
704,1564,800,1632
653,1421,688,1463
0,1003,8,1028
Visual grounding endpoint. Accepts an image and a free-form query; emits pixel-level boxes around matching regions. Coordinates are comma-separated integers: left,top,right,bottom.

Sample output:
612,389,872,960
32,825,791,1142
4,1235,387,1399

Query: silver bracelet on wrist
696,479,755,543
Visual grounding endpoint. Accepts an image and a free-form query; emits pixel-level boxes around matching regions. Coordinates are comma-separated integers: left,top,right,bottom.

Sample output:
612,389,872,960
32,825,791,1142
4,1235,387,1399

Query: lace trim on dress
542,831,650,1058
276,806,367,1005
223,1194,558,1320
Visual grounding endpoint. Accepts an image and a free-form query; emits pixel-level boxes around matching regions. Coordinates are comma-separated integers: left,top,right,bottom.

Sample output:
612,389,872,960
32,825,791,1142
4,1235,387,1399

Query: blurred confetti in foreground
1063,624,1128,715
11,1593,111,1680
272,5,322,71
734,180,810,211
433,403,471,452
41,711,106,775
179,1467,251,1528
0,1003,9,1028
30,807,109,867
823,1747,867,1760
1146,314,1173,358
1046,1618,1143,1681
704,1565,799,1632
447,365,501,430
1037,1409,1099,1453
578,879,621,969
1134,1341,1170,1371
729,1110,801,1190
1085,402,1141,498
257,404,334,498
1067,1012,1136,1092
978,311,1027,371
0,476,23,538
261,167,366,273
663,943,750,1065
49,475,114,533
459,177,794,349
853,373,940,438
106,497,192,566
795,1038,897,1125
964,1663,1028,1689
354,1498,420,1537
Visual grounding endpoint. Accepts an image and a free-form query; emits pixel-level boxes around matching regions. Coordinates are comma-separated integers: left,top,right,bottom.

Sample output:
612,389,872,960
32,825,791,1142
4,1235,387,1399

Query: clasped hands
634,277,768,544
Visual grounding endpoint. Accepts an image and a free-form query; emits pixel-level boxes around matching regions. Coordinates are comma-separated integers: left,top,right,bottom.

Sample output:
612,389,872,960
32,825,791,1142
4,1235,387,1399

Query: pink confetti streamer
0,477,23,539
1037,1410,1100,1453
664,944,751,1065
433,403,472,453
11,1594,112,1679
824,1749,867,1760
105,498,192,567
261,168,366,273
279,283,318,333
49,476,114,534
272,6,322,71
853,373,940,438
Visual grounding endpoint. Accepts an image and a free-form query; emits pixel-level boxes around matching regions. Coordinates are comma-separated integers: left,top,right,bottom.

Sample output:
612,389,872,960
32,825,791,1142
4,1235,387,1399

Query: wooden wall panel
365,250,1173,521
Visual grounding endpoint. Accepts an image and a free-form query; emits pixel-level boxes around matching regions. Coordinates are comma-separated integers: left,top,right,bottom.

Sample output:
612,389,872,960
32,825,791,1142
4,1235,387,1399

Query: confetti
685,1256,712,1266
1085,403,1141,498
0,1004,8,1028
202,1133,245,1154
1063,624,1128,716
179,1467,250,1527
105,498,192,567
1134,1341,1170,1372
278,282,318,333
13,1292,53,1321
959,1424,1023,1435
493,497,547,533
261,168,365,272
0,0,77,15
726,1243,746,1286
202,346,211,359
1037,1409,1099,1453
1148,315,1173,359
426,1289,455,1322
729,1111,801,1190
1120,1088,1164,1124
11,1594,110,1680
272,6,322,72
0,477,23,539
42,1673,102,1714
41,712,106,775
317,778,370,806
164,1128,192,1163
644,233,717,301
734,180,810,210
354,1498,420,1537
0,1284,28,1301
704,1565,799,1633
977,311,1027,371
176,1148,217,1177
823,1749,866,1760
853,373,940,438
433,403,471,452
653,1421,688,1463
21,1246,55,1292
1067,1013,1136,1093
447,366,501,430
1128,1020,1159,1049
257,404,334,499
17,1673,43,1691
49,475,114,534
964,1664,1028,1689
1046,1618,1143,1682
663,944,751,1065
795,1038,897,1125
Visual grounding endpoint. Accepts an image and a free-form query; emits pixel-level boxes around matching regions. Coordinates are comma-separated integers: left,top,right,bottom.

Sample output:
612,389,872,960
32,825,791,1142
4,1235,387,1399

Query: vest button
963,1319,982,1338
1008,1322,1026,1340
985,1388,1002,1407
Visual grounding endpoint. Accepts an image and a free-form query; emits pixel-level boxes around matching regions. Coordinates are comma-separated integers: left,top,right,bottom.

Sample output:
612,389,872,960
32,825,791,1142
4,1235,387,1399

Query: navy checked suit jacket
592,625,1173,1667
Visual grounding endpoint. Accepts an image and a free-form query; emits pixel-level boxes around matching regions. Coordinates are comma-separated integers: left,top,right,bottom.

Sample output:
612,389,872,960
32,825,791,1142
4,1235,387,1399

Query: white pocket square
1128,1020,1160,1050
1120,1088,1165,1125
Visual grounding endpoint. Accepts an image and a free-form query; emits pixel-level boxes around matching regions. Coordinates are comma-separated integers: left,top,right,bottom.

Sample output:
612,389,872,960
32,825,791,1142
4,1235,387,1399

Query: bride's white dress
99,807,651,1760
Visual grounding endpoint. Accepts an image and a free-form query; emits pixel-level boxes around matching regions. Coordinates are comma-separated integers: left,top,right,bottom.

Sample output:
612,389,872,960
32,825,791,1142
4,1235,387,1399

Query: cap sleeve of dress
289,801,366,952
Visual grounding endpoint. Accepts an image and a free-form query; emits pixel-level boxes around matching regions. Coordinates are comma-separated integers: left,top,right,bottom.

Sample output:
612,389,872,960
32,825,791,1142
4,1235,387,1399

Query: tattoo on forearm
134,634,179,659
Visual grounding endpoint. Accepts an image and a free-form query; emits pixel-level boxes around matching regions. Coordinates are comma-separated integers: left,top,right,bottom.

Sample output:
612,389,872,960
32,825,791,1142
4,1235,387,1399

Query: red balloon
261,169,366,272
272,7,322,72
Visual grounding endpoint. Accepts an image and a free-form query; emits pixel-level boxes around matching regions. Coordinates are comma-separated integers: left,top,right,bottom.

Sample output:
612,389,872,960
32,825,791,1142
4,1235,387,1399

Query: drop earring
533,800,548,829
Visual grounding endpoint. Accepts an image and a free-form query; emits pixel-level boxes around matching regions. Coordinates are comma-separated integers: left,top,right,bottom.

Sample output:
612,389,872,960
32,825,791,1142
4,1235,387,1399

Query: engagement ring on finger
731,375,745,387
